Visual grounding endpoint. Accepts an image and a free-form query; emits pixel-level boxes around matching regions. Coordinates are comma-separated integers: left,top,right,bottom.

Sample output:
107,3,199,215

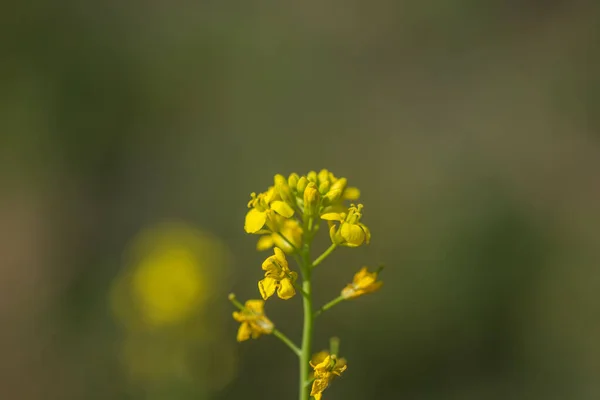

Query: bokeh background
2,1,600,399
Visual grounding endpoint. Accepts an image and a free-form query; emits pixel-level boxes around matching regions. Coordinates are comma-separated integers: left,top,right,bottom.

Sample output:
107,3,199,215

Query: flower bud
317,169,329,184
318,180,330,195
324,177,347,203
274,174,294,204
297,176,308,193
307,170,317,183
303,182,320,217
288,173,299,191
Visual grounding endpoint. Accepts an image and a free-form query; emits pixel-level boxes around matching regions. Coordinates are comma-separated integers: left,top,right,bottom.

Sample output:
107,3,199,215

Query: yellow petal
256,235,274,251
258,277,277,300
340,223,365,246
262,255,276,271
358,274,377,288
273,247,287,264
244,299,265,314
329,224,343,245
367,281,383,294
314,355,333,371
320,212,343,221
271,200,294,218
263,186,278,203
353,267,369,283
359,222,371,244
232,311,244,322
311,351,330,365
273,233,295,253
237,322,252,342
277,278,296,300
244,209,267,233
310,377,329,397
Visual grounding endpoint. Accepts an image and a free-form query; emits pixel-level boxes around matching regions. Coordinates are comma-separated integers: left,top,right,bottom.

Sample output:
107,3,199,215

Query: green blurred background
2,1,600,399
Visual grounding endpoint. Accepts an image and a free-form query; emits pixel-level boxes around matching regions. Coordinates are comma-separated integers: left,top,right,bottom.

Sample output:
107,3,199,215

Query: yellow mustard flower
341,266,383,299
321,204,371,247
232,299,274,342
244,187,295,234
255,217,303,253
258,247,297,300
310,353,347,400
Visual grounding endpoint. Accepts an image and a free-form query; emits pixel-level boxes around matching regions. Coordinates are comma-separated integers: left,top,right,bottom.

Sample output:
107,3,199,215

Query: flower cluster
231,169,384,400
244,170,365,253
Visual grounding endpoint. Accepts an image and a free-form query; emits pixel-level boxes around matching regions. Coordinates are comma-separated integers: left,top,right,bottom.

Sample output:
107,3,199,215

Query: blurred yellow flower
232,299,274,341
111,221,230,329
321,204,371,247
258,247,297,300
341,266,383,299
110,221,237,394
310,353,347,400
132,246,204,326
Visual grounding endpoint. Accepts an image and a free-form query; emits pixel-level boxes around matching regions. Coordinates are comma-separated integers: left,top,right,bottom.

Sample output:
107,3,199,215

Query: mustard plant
229,170,383,400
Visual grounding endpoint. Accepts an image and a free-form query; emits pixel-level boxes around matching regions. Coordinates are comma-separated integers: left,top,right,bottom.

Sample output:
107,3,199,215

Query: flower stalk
299,256,313,400
313,295,345,318
311,244,337,269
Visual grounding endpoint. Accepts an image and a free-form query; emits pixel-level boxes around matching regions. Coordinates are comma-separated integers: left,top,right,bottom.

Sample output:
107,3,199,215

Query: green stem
307,216,314,233
273,329,301,357
313,295,345,318
311,243,337,269
299,251,313,400
292,280,309,299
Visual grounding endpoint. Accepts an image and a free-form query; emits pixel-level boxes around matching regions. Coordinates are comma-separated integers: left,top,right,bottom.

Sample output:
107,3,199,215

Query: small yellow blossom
310,353,347,400
341,266,383,299
256,217,303,253
232,299,274,342
244,187,295,234
321,204,371,247
258,247,297,300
